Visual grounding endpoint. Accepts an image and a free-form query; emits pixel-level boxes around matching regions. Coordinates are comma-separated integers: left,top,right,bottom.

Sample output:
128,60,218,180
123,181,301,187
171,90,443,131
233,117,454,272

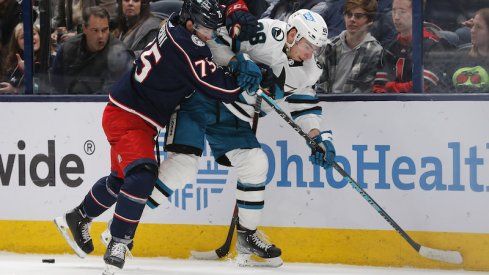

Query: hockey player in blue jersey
148,9,335,267
53,0,263,273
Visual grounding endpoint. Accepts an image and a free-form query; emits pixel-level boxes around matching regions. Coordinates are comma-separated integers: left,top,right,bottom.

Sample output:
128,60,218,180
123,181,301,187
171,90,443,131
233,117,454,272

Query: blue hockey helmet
180,0,224,30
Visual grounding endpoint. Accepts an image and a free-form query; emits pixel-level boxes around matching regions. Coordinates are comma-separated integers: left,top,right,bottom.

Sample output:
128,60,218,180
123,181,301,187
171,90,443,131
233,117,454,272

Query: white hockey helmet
287,9,329,48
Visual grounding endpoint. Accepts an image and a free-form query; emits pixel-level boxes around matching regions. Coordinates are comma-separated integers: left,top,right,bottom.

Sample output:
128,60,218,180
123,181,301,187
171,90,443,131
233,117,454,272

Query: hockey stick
191,96,263,260
255,89,463,265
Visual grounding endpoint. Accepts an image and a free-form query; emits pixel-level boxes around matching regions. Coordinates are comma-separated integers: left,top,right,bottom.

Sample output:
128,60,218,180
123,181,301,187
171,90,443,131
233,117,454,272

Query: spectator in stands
449,8,489,93
317,0,382,94
50,6,133,94
372,0,444,93
0,23,42,94
321,0,396,47
52,0,117,44
261,0,329,22
112,0,162,57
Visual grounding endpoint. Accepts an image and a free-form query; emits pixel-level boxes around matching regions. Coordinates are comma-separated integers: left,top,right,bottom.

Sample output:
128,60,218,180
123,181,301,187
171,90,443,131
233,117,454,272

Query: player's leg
147,92,210,208
207,106,282,267
100,105,158,271
55,174,123,256
104,163,157,270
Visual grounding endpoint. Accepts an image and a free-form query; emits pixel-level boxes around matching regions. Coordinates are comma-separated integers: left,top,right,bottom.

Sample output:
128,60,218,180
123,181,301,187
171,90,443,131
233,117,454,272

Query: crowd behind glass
0,0,488,95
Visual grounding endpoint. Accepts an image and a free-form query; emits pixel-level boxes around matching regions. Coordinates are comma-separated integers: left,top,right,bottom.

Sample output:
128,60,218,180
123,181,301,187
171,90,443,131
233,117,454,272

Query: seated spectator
449,8,489,93
0,23,42,94
316,0,382,93
50,6,133,94
372,0,444,93
261,0,328,22
112,0,162,57
0,0,41,49
52,0,117,44
321,0,396,47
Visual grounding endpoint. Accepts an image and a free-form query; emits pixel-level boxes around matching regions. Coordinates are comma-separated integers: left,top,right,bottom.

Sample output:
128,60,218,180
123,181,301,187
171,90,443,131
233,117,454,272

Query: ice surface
0,253,487,275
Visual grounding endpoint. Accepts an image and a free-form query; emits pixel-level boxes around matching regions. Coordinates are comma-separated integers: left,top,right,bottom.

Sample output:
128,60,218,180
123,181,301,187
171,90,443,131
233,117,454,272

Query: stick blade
190,250,220,260
419,246,463,264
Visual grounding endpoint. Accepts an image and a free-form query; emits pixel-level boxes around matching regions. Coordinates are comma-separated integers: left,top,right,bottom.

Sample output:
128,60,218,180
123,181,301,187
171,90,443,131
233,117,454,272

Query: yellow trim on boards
1,220,487,271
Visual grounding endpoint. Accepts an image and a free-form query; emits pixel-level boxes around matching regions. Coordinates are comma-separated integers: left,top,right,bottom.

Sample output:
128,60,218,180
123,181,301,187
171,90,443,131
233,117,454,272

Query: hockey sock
111,168,156,241
236,180,265,230
83,175,123,218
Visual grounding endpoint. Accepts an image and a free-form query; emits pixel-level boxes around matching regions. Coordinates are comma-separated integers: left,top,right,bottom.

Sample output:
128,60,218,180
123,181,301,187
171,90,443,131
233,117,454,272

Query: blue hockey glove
309,131,336,170
258,64,284,100
225,0,259,41
228,53,261,95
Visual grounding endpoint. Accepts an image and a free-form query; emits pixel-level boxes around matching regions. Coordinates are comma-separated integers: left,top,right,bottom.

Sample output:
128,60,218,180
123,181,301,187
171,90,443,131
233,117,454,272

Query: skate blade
53,216,87,258
102,264,121,275
236,254,283,267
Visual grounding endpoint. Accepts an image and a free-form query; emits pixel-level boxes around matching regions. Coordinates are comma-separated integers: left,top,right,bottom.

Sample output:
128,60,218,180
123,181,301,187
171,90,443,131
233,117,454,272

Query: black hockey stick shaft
214,202,238,257
255,90,425,252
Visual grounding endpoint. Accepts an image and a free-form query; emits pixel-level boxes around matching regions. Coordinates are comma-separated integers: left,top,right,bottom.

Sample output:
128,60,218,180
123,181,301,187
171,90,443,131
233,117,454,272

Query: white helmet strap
285,28,299,50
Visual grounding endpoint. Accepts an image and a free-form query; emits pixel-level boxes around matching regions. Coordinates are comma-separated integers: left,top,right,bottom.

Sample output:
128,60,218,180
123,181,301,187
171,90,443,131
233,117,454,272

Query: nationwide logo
0,140,87,187
271,27,284,42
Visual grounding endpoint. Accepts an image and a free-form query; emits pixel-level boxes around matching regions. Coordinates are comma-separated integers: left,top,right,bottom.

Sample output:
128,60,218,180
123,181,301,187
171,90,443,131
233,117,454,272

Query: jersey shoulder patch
168,24,211,59
271,27,284,42
191,34,206,47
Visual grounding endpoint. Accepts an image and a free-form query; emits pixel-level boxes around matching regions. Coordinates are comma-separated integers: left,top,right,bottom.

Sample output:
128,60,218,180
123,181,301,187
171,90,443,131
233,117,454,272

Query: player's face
471,13,489,49
344,7,370,35
83,15,110,52
392,0,412,36
122,0,141,17
289,38,320,62
193,23,216,42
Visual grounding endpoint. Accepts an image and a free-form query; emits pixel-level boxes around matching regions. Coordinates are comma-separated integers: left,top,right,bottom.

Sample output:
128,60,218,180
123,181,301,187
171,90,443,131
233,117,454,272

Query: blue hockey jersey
109,16,241,129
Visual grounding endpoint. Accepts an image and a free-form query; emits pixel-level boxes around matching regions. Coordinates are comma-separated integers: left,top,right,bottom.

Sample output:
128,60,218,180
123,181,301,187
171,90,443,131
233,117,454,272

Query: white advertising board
0,101,487,233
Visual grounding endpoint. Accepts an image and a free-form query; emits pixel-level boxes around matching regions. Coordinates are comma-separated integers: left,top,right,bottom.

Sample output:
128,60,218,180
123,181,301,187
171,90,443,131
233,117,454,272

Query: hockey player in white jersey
204,9,335,265
209,9,329,129
149,9,336,267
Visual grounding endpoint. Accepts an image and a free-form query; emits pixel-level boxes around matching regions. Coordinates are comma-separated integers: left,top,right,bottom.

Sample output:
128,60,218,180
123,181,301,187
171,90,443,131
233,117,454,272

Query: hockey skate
53,206,94,258
102,239,131,275
236,223,283,267
100,227,134,251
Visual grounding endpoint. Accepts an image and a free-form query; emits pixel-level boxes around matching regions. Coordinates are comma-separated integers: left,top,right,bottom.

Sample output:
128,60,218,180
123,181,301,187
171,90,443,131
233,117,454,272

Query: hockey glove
225,0,259,41
229,53,261,95
258,64,284,100
309,131,336,170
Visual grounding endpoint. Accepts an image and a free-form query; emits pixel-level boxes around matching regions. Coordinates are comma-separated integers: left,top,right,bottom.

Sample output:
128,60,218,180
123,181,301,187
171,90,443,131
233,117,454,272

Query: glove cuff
235,52,249,62
225,0,249,17
228,53,248,72
317,130,333,142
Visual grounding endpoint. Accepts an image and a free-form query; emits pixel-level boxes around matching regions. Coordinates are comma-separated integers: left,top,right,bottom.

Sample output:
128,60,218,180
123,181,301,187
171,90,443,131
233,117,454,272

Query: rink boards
0,101,488,271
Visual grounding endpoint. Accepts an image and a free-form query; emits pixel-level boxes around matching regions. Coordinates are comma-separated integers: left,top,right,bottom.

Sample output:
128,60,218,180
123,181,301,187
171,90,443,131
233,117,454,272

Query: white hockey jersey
208,18,324,134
